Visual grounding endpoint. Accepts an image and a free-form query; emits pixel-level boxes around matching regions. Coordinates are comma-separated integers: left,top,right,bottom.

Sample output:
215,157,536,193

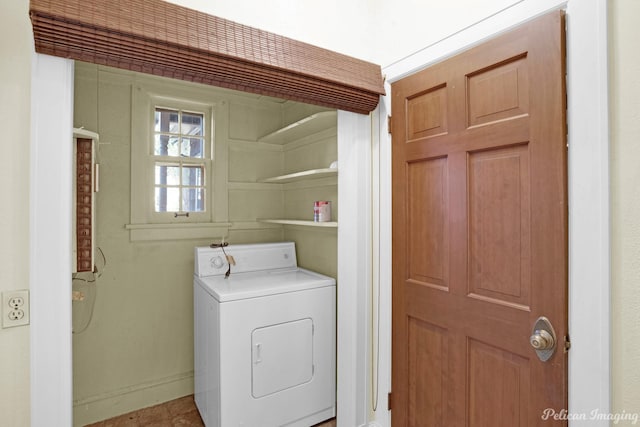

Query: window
153,108,206,213
129,81,230,241
144,98,213,224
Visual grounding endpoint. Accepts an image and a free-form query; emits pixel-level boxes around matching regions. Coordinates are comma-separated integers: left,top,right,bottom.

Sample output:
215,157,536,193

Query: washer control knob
211,256,225,269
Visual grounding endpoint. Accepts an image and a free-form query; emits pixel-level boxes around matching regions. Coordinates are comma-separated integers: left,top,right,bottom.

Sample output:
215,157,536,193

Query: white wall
164,0,512,67
164,0,377,63
610,0,640,417
0,1,32,425
377,0,519,67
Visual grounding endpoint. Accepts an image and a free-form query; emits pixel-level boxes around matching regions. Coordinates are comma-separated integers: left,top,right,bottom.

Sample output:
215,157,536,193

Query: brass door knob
530,316,558,362
530,329,555,350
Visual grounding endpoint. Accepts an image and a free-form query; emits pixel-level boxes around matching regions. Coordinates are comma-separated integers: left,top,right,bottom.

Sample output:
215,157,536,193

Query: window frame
129,80,230,241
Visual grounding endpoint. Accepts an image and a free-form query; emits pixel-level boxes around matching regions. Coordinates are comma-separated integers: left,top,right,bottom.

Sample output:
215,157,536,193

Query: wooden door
391,11,567,426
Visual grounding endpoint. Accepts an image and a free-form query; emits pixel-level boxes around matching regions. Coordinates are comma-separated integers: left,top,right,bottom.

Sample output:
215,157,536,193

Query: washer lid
194,268,335,302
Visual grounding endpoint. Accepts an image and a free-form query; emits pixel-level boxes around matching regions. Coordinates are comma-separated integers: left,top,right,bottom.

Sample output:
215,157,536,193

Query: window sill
125,222,232,242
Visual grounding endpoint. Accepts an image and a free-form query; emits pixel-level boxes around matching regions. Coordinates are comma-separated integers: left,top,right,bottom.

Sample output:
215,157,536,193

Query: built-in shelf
258,168,337,184
258,111,337,145
254,110,338,232
258,219,338,228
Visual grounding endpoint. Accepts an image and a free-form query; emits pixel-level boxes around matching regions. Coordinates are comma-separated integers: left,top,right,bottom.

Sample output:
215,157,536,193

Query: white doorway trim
28,55,373,427
376,0,610,426
337,111,373,427
30,53,75,427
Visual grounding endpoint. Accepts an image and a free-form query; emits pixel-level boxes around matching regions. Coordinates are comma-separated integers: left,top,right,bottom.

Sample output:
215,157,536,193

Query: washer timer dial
210,256,225,269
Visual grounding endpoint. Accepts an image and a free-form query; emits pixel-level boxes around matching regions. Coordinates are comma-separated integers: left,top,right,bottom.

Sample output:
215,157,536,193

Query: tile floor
85,395,337,427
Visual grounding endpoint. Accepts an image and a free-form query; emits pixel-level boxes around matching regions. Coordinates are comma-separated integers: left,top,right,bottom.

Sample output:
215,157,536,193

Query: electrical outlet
2,290,30,328
8,296,24,309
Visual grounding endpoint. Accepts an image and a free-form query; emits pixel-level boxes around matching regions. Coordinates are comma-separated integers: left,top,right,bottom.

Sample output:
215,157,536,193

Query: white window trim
128,80,231,241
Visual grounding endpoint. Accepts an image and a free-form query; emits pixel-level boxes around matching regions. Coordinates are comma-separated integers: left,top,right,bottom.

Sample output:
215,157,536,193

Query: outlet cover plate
2,290,30,328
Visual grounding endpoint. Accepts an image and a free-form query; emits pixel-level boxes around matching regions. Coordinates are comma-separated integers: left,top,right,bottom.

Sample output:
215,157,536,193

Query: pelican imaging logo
541,408,639,424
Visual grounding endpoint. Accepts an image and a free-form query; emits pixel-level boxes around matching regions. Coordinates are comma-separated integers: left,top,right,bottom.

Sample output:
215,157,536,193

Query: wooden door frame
375,0,610,425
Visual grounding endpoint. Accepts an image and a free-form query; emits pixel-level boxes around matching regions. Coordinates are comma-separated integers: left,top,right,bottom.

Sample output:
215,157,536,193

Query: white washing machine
194,242,336,427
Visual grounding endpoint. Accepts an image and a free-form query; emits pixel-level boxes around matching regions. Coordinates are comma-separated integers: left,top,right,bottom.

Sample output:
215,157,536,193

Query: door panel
466,54,529,127
407,157,449,289
251,318,314,398
467,144,531,308
391,11,567,427
467,339,530,427
407,85,449,140
408,318,448,427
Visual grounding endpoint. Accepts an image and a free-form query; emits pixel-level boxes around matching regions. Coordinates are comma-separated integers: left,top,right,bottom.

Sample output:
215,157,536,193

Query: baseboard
73,371,194,427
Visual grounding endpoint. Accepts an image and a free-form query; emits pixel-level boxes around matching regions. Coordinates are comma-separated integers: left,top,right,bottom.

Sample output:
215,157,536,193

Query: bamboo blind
29,0,384,114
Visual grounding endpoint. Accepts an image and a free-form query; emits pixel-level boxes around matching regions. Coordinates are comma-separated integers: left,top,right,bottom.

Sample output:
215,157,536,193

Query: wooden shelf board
257,219,338,228
259,168,337,183
258,111,337,145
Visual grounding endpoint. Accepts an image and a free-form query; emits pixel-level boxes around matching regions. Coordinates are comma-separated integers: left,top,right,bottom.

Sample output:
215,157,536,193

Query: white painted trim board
30,53,75,427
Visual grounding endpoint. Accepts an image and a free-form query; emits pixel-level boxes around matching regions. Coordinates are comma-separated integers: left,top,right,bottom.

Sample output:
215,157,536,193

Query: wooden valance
29,0,384,114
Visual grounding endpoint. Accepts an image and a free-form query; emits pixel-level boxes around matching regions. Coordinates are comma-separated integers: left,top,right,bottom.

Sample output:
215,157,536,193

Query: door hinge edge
388,392,392,411
564,335,571,352
387,115,392,135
